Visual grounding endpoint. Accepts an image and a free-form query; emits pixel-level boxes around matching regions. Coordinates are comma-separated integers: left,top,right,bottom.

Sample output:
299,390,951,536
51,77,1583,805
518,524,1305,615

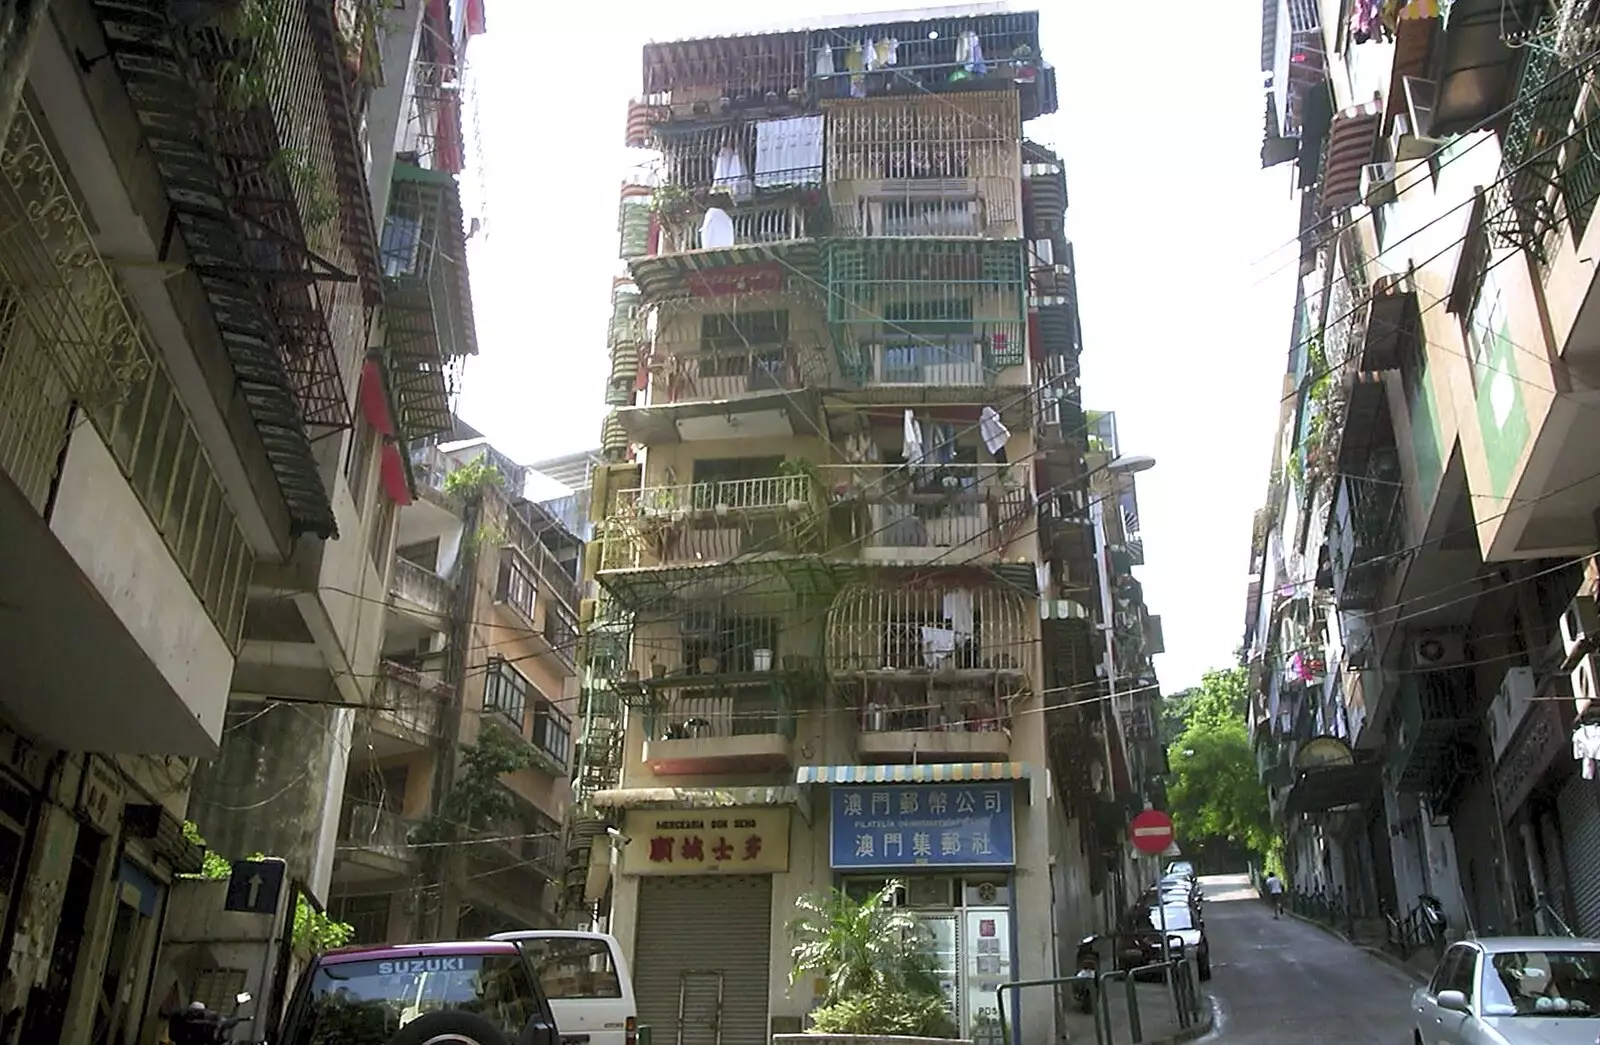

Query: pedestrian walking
1264,871,1285,918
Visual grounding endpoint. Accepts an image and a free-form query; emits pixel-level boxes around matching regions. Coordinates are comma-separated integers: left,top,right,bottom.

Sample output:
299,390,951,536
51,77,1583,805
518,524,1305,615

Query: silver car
1413,936,1600,1044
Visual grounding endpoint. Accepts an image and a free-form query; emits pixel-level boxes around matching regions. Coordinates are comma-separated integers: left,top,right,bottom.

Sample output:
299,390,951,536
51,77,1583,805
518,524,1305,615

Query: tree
787,880,957,1038
1166,667,1273,858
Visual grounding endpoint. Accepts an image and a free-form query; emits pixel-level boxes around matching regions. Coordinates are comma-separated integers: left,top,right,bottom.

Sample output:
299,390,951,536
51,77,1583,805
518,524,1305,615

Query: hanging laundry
930,421,958,465
814,44,835,76
711,145,753,202
944,589,975,640
699,207,735,249
980,406,1011,461
1575,723,1600,780
754,116,825,189
902,408,925,467
956,29,987,75
921,626,957,669
845,41,867,97
873,37,899,68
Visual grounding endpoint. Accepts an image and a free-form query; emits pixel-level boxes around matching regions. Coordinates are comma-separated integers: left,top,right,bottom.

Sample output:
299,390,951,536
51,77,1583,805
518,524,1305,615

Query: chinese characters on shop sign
829,783,1015,869
620,807,791,876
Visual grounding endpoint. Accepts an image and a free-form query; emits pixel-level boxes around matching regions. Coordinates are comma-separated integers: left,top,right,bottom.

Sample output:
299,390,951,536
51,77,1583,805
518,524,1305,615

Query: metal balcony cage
643,304,833,403
652,119,825,197
825,578,1034,678
382,164,477,441
401,60,469,174
808,12,1044,100
641,31,810,101
823,239,1028,383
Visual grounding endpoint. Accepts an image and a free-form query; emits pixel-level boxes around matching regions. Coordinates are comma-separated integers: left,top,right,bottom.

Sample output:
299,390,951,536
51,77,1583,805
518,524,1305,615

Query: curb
1286,912,1429,985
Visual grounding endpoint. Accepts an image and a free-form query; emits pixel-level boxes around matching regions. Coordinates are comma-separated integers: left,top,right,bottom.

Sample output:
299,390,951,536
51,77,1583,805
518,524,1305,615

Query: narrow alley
1198,875,1421,1045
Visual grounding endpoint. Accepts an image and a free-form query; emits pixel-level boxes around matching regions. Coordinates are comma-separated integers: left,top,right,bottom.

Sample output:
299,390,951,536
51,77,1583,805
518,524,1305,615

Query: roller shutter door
1557,775,1600,936
635,876,773,1045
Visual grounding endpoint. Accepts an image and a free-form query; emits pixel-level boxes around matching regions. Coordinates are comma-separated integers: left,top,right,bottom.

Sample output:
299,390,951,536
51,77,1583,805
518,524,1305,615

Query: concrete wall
49,424,236,750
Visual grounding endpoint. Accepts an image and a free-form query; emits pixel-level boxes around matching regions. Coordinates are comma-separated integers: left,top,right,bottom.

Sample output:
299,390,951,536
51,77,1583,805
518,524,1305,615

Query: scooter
1071,935,1099,1013
167,992,254,1045
1418,894,1448,949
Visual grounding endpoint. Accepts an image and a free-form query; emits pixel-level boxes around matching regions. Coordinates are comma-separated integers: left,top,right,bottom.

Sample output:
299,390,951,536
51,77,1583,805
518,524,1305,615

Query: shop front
825,779,1019,1045
615,805,792,1045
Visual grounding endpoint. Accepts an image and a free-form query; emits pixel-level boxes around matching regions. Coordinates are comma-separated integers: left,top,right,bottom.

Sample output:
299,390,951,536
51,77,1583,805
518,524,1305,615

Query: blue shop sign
829,783,1016,869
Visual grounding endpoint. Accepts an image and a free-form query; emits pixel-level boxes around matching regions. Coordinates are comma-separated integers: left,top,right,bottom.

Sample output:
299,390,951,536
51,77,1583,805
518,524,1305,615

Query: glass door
962,908,1011,1045
921,913,961,1026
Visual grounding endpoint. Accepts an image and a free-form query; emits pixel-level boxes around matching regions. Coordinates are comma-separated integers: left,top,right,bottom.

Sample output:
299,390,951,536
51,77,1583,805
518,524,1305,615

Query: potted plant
785,880,959,1040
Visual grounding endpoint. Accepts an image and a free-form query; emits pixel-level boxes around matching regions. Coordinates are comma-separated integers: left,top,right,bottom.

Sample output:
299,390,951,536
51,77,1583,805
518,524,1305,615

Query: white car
492,930,637,1045
1412,936,1600,1044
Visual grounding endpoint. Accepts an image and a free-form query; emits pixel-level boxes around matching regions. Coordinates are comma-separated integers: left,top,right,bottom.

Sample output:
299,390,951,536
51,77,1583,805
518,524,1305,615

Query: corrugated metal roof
644,2,1030,48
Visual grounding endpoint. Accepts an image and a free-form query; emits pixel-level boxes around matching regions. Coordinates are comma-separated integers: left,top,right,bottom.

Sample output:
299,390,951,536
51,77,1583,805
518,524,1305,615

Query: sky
454,0,1302,690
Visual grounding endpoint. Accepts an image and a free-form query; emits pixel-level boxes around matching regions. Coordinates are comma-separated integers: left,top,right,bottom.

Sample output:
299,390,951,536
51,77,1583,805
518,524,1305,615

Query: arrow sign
1128,809,1175,855
225,858,286,916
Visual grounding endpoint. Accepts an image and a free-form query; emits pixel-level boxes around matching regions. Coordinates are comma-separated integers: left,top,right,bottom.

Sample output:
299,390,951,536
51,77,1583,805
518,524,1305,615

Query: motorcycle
167,992,254,1045
1071,935,1100,1013
1418,894,1448,950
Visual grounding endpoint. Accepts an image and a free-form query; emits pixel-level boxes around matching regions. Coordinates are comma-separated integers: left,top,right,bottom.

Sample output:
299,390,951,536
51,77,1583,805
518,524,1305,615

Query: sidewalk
1287,910,1436,984
1059,975,1213,1045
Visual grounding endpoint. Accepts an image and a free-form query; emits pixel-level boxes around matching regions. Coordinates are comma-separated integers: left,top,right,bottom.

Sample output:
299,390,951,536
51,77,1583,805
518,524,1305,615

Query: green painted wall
1467,273,1530,498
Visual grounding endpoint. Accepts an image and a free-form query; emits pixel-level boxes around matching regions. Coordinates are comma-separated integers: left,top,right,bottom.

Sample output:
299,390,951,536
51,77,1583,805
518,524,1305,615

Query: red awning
464,0,486,36
1319,99,1384,214
380,442,413,506
359,359,396,437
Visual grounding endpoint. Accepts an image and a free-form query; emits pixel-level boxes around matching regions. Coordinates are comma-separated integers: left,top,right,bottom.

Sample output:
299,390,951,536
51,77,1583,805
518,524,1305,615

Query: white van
491,930,637,1045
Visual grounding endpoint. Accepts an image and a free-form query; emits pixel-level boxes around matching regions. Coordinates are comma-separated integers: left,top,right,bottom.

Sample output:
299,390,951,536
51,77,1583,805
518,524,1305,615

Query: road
1196,873,1422,1044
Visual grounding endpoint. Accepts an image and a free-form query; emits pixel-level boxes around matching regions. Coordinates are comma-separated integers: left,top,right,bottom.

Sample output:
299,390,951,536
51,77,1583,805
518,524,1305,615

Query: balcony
645,346,831,406
656,198,812,256
381,163,477,443
854,686,1011,763
391,557,453,619
86,0,389,541
338,801,415,877
641,683,799,775
1389,667,1474,796
820,463,1033,566
827,581,1034,683
615,473,814,518
1329,452,1405,611
370,659,451,749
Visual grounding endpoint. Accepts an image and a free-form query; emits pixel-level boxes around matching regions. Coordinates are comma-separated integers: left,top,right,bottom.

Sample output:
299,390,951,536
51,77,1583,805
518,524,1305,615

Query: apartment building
1248,0,1600,941
330,435,581,942
564,10,1169,1045
0,0,479,1040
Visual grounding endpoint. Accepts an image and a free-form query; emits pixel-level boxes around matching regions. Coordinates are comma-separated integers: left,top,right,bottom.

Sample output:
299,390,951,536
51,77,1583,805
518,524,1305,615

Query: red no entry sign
1128,809,1175,855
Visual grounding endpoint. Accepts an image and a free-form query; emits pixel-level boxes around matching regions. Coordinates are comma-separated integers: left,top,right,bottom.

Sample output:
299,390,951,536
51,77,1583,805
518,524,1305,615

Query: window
700,310,788,352
495,547,537,622
532,701,571,770
519,937,623,1000
682,614,778,675
544,600,578,665
345,420,377,508
483,657,529,728
367,497,396,574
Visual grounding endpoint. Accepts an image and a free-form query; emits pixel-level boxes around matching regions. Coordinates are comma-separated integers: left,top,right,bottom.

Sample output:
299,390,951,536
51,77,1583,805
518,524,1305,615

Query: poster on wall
620,807,792,875
829,783,1016,869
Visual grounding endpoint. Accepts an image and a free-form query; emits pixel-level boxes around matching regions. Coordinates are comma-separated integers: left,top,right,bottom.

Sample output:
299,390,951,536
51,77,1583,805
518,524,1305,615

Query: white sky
455,1,1302,690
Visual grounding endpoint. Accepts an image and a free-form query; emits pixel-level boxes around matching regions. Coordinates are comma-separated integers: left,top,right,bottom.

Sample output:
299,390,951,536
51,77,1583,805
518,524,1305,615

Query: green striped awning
795,763,1032,785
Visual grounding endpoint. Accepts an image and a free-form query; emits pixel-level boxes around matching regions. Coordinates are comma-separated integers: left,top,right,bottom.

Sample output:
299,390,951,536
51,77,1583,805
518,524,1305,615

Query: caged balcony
640,684,801,776
370,658,451,749
822,92,1023,239
823,240,1029,389
819,463,1033,566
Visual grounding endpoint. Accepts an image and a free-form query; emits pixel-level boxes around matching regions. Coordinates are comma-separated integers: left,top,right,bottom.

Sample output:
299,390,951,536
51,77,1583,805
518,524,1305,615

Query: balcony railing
825,581,1035,678
339,801,414,864
645,346,828,405
855,688,1011,761
657,200,809,255
819,463,1032,558
615,474,813,517
391,557,453,615
372,660,451,740
649,691,797,741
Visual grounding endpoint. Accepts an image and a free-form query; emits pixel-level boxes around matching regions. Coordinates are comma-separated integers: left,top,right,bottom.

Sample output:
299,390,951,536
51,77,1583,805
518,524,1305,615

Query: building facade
0,0,481,1041
566,10,1167,1045
329,435,582,943
1248,0,1600,942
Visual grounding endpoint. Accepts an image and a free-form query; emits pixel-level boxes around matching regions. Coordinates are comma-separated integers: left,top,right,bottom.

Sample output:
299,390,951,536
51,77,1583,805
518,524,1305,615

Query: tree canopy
1166,667,1273,857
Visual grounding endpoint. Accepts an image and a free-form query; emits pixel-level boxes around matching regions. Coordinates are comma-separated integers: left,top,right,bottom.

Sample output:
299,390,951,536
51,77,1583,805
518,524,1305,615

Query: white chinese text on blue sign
829,783,1016,869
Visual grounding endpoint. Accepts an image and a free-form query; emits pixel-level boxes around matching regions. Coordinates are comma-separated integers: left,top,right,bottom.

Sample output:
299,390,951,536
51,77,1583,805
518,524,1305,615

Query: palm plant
787,880,955,1038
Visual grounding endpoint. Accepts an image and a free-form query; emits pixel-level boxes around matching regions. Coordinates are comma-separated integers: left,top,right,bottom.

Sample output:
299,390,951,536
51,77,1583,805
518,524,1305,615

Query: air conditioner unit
1362,162,1398,207
1559,594,1599,671
1411,631,1466,669
1488,665,1536,763
1573,652,1599,718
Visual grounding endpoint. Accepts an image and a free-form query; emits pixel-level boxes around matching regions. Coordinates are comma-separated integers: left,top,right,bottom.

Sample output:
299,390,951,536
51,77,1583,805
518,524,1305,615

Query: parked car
491,930,637,1045
1412,936,1600,1044
1120,902,1212,981
1165,860,1197,880
277,939,562,1045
